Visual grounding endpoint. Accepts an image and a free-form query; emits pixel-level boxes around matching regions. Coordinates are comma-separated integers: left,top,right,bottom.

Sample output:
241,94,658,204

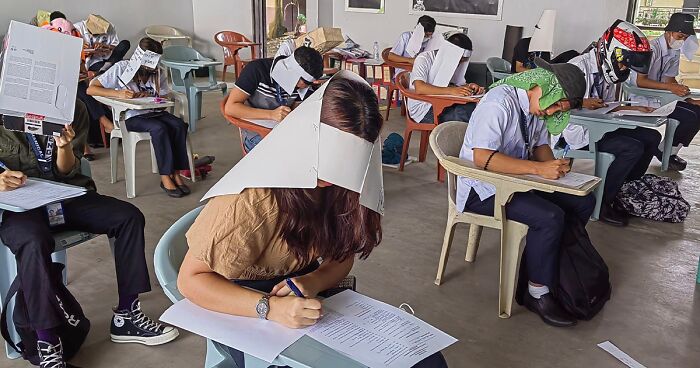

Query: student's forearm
56,146,77,175
474,150,539,175
225,102,275,120
387,52,414,64
636,75,675,91
532,145,555,162
178,269,264,317
304,258,354,294
86,85,122,98
414,82,453,96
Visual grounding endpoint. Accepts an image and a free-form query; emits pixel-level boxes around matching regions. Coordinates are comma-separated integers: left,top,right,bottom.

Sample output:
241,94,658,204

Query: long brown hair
272,78,383,264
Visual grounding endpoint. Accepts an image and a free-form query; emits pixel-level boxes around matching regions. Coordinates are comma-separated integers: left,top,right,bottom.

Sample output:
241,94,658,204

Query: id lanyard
26,133,55,175
517,107,533,160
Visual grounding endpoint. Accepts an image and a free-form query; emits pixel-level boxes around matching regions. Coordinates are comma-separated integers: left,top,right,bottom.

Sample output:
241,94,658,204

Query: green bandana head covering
490,68,570,135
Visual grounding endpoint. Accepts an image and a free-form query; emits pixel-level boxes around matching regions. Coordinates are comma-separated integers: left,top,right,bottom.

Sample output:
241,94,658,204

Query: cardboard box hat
86,14,111,35
294,27,344,54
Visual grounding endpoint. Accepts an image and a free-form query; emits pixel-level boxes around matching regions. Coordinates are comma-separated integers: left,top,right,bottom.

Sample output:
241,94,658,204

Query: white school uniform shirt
628,36,680,108
558,49,617,150
455,85,550,210
407,50,438,122
97,60,170,120
74,20,120,69
391,31,431,76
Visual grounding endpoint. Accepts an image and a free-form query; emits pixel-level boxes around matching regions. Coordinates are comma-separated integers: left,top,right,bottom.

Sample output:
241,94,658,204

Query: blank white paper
523,172,598,189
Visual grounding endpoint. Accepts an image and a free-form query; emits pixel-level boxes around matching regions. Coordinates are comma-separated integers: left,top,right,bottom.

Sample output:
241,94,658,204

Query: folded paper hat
202,70,385,215
118,46,161,85
86,14,110,35
529,9,556,53
270,50,316,98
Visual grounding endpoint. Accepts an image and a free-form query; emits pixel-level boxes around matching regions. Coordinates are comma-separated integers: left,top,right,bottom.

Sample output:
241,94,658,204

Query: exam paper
523,172,598,189
612,100,677,117
0,179,86,211
597,341,647,368
160,299,306,363
249,119,280,129
306,290,457,368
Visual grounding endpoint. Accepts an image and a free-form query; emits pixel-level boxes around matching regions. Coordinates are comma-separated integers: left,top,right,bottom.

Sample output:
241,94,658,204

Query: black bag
616,174,690,223
1,262,90,365
555,215,611,320
516,216,611,320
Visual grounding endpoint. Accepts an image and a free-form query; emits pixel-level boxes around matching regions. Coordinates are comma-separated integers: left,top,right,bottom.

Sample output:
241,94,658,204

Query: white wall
0,0,194,52
331,0,630,62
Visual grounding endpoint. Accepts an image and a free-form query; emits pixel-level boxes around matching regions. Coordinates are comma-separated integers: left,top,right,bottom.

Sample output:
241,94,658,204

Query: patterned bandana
490,68,569,135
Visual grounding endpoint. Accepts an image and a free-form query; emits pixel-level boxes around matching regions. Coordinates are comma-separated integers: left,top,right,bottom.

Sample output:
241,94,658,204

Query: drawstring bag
616,174,690,223
382,133,404,165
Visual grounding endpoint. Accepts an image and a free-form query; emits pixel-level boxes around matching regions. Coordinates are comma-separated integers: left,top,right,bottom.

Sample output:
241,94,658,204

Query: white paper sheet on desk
160,299,305,363
305,290,457,368
249,119,279,129
125,97,170,104
0,179,86,211
612,100,677,117
523,172,598,189
586,102,623,115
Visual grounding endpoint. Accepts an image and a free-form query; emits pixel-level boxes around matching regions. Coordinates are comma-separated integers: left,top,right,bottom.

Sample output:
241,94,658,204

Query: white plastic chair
145,25,192,47
0,159,115,360
486,57,513,83
94,96,196,199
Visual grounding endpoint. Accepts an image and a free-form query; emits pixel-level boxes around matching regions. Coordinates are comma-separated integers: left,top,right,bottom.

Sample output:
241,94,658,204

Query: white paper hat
271,50,316,99
406,23,426,58
202,70,384,215
529,9,556,53
428,38,470,87
118,46,161,86
682,35,699,60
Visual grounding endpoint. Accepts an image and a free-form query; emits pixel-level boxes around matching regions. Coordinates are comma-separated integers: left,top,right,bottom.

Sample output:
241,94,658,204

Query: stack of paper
0,179,86,211
524,172,598,189
160,290,457,367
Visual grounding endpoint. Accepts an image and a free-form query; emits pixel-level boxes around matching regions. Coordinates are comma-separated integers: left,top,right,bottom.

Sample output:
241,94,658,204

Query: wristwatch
256,294,270,320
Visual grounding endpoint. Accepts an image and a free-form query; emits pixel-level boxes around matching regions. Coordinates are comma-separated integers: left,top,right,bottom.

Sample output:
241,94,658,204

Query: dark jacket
0,100,95,190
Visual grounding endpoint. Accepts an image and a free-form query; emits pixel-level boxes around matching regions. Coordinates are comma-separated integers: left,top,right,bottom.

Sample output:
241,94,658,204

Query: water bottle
373,41,380,60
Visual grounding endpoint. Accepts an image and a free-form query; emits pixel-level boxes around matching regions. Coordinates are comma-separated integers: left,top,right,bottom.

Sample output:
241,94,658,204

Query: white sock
528,283,550,299
658,141,683,156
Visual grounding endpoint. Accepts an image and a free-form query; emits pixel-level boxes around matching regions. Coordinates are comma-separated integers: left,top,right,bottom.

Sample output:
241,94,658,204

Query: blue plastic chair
0,159,115,360
161,46,227,133
154,207,367,368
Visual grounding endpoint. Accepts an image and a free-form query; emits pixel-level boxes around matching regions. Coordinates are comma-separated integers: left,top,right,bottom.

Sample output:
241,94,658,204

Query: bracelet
484,151,498,171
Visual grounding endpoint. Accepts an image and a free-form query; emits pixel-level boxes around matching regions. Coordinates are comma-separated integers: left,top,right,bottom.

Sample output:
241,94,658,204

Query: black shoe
599,202,628,227
524,293,577,327
83,153,96,161
160,182,184,198
111,299,179,346
38,339,66,368
668,155,687,171
177,184,191,195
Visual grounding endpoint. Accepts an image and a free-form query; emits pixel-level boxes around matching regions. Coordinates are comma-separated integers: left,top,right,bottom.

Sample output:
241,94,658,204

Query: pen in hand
285,278,305,298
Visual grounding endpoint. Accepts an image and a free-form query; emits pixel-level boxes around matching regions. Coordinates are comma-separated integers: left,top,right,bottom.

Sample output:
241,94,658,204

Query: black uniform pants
125,112,190,175
0,191,151,330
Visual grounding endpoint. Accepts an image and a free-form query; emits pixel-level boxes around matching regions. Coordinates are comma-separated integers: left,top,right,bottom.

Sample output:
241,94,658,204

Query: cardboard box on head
0,21,83,136
86,14,110,35
294,27,344,55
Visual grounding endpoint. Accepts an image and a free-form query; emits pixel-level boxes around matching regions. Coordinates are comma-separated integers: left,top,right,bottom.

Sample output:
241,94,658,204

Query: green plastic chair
161,46,227,133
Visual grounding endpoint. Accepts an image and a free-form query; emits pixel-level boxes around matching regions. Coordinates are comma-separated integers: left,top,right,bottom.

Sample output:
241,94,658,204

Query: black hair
294,46,324,80
418,15,437,33
447,33,473,51
50,11,67,21
139,37,164,55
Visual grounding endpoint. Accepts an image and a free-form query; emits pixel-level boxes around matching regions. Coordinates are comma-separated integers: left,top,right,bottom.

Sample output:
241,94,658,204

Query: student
408,33,483,124
0,102,178,368
224,46,323,152
88,37,192,198
512,37,552,73
386,15,437,67
630,12,700,171
458,60,593,327
178,73,448,367
563,20,661,226
74,14,131,74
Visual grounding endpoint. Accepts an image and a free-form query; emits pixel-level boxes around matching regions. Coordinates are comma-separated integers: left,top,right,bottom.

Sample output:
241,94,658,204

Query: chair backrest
486,57,512,74
214,31,256,65
220,95,273,155
396,71,432,104
163,45,203,62
430,121,468,204
145,25,185,38
153,206,204,303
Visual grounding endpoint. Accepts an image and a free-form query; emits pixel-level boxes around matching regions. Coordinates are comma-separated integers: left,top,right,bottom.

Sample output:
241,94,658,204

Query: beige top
186,188,309,280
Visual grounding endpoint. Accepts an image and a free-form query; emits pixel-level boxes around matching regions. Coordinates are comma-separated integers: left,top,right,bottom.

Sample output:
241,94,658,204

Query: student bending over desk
0,102,178,368
179,76,448,368
88,37,192,198
459,61,594,328
224,46,323,152
386,15,437,73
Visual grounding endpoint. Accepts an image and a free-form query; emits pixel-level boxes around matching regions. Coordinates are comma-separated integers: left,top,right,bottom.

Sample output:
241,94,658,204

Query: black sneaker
110,299,179,346
37,339,66,368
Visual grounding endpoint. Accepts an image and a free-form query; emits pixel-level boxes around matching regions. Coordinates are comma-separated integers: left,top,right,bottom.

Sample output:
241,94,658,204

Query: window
631,0,700,37
264,0,308,57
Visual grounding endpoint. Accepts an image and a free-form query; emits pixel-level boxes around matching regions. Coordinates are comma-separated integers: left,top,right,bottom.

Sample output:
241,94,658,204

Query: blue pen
560,144,570,159
0,160,8,171
285,278,304,297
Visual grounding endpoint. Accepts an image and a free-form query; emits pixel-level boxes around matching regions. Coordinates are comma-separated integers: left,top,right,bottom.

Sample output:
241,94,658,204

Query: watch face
256,299,269,318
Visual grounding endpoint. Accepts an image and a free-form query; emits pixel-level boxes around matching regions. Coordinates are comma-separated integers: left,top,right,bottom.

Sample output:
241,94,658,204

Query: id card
46,202,66,226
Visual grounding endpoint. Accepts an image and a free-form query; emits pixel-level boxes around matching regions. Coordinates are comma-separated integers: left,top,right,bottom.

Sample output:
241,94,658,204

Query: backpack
555,215,611,320
1,262,90,365
381,133,404,165
616,174,690,223
516,215,611,320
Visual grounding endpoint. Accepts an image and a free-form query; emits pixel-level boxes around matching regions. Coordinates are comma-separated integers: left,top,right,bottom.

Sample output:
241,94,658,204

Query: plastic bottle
373,41,380,60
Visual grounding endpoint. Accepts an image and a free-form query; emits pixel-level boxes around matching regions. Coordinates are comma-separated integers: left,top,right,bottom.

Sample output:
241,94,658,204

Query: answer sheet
160,299,306,363
0,179,86,211
612,100,677,117
523,172,598,189
306,291,457,368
